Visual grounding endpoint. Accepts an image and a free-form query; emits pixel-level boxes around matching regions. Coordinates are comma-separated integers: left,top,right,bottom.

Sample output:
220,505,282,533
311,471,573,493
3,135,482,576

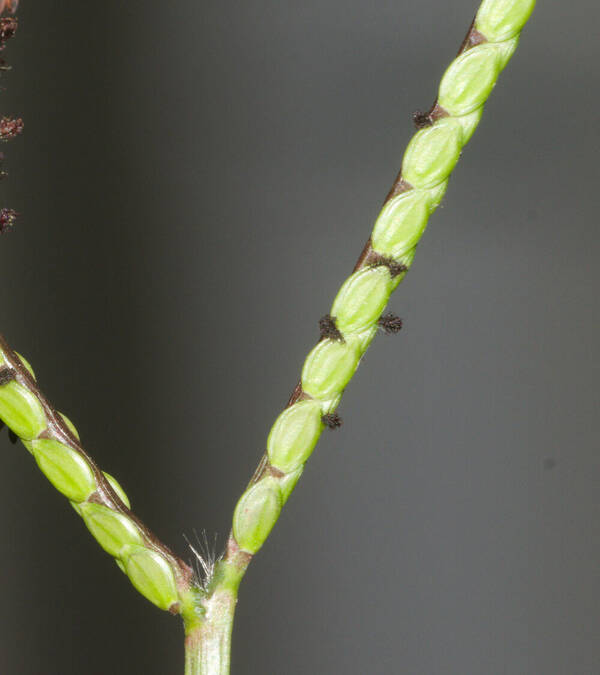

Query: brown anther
0,116,23,140
0,17,17,46
319,314,344,342
378,313,403,334
412,110,433,129
322,413,342,429
0,207,16,233
0,366,15,385
373,255,408,278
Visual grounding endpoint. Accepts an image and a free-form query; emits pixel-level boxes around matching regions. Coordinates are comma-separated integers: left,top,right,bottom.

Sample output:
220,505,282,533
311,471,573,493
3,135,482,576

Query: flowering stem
183,544,249,674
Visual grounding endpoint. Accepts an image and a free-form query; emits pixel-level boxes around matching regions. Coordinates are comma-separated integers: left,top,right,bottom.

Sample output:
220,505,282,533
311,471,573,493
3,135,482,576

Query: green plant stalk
184,547,245,675
185,0,537,670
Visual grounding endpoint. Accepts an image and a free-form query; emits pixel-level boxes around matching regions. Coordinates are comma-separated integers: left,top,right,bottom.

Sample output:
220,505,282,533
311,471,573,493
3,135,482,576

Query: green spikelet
122,546,179,611
31,439,96,502
233,477,282,554
267,400,323,474
0,380,46,440
80,503,143,557
331,267,392,334
476,0,536,41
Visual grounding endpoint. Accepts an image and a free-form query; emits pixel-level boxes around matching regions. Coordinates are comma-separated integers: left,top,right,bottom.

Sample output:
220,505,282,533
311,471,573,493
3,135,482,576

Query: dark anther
0,17,17,46
0,366,15,385
374,256,408,278
319,314,344,342
322,412,342,429
0,207,16,233
378,313,403,334
0,116,23,140
412,110,433,129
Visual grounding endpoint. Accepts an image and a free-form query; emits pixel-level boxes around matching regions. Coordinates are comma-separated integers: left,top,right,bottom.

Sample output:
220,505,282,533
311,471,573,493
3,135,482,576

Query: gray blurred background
0,1,597,673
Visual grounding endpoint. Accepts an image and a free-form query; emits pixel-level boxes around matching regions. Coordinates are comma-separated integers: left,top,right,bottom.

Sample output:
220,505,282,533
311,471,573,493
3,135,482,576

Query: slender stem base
183,547,250,675
184,589,237,675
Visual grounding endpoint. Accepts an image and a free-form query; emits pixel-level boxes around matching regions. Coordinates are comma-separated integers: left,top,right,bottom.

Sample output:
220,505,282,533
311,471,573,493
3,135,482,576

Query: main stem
184,599,235,675
184,548,249,675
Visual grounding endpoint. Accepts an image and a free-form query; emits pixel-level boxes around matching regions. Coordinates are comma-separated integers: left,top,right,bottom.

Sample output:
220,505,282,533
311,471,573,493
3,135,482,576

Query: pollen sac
233,476,282,555
372,190,431,259
475,0,536,42
267,400,323,474
0,380,47,440
0,208,16,234
388,248,417,293
331,267,392,334
301,339,360,400
438,44,502,117
401,118,463,189
122,546,179,611
80,503,143,557
31,438,96,502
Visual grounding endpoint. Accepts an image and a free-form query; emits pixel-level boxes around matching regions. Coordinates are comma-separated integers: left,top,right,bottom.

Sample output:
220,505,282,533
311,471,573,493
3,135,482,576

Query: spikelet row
231,0,536,556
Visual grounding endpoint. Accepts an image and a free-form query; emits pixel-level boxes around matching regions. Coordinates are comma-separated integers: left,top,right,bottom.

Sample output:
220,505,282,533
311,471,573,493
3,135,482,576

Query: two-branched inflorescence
0,0,535,654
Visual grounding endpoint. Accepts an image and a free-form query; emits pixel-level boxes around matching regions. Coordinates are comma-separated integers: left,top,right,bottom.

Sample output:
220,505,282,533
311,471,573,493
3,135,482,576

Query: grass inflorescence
0,1,537,672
